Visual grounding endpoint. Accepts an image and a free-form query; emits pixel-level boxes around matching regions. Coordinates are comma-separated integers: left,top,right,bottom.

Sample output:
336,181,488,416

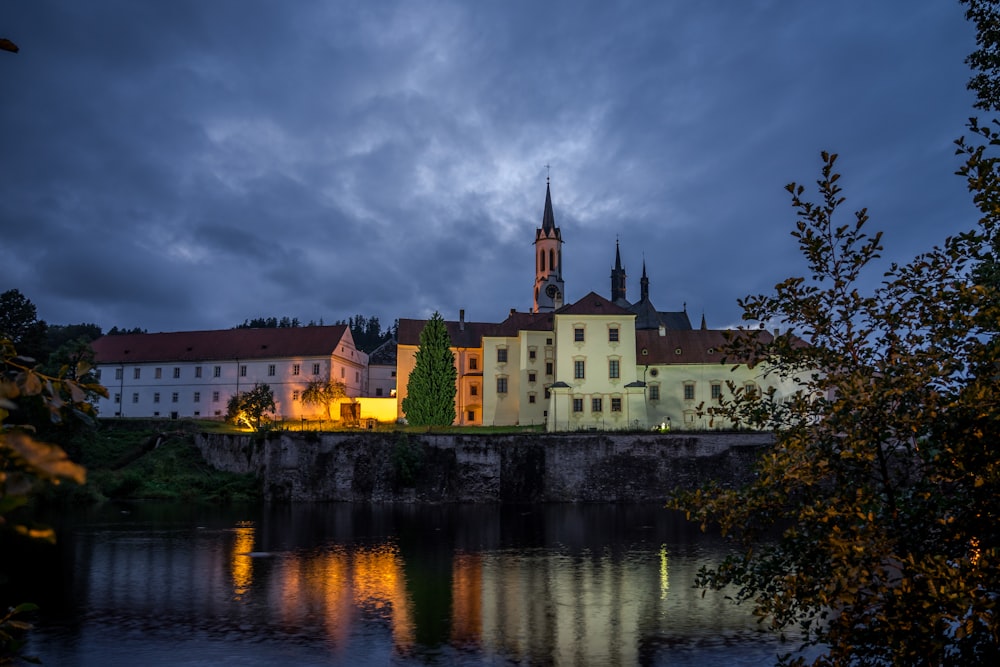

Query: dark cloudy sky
0,1,980,335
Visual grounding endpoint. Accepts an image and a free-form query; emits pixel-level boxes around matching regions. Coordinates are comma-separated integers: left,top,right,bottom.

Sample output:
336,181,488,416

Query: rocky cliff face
194,431,773,503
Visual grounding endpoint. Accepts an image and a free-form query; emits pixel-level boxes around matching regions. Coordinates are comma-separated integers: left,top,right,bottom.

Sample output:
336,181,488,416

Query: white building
91,325,368,420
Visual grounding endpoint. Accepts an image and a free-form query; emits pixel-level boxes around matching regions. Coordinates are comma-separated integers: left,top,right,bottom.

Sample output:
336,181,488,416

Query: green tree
301,379,347,421
226,384,275,432
401,312,456,427
669,151,999,665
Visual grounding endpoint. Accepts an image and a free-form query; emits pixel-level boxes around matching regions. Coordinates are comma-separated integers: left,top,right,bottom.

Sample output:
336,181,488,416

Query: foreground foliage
1,338,106,662
670,151,999,666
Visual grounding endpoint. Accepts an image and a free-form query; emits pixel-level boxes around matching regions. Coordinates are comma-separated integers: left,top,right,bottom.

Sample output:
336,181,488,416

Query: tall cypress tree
401,311,457,426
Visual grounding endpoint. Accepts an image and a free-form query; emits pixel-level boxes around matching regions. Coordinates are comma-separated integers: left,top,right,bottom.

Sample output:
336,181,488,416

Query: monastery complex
91,182,798,431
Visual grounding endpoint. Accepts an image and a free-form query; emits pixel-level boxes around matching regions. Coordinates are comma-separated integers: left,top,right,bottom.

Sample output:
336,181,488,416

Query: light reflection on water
19,503,806,666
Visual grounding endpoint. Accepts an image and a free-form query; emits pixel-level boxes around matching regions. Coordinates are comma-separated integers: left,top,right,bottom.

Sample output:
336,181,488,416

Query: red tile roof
397,318,499,348
91,326,353,364
636,328,774,365
492,311,554,336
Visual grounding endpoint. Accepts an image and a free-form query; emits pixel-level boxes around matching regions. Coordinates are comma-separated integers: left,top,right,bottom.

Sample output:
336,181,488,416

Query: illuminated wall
395,342,483,426
548,309,640,432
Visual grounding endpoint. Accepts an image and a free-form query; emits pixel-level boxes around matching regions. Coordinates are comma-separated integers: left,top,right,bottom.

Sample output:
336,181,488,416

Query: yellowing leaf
3,431,86,484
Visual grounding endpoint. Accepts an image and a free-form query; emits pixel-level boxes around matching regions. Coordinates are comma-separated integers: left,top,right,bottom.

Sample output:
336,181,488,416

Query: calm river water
16,502,809,666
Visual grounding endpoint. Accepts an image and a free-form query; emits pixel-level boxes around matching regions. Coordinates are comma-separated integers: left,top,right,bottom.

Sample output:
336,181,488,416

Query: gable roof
492,310,554,336
91,325,354,364
557,291,633,317
368,338,398,365
397,317,498,348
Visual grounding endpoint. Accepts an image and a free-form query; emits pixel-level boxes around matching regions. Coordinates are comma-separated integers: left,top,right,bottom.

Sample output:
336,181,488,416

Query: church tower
533,180,565,313
610,240,627,306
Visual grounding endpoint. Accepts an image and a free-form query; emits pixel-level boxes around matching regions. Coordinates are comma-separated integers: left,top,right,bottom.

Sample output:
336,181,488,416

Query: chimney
510,308,516,316
459,309,465,331
658,325,666,337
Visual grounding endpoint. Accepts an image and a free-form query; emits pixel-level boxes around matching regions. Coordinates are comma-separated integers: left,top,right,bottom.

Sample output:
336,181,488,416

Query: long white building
91,325,367,420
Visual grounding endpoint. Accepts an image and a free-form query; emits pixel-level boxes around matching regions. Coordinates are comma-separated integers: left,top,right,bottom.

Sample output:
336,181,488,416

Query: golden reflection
451,553,483,645
659,545,670,600
352,544,415,648
231,521,255,599
970,536,981,566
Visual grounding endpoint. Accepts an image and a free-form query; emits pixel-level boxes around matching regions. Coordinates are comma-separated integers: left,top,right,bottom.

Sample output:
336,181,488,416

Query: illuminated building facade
395,311,494,426
397,182,802,430
90,325,368,420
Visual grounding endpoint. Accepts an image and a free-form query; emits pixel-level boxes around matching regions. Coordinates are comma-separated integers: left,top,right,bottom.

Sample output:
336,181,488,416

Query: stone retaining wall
194,431,772,503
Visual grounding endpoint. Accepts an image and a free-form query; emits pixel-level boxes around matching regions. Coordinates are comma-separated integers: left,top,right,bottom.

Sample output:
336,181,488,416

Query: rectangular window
611,397,622,412
467,410,475,422
573,398,584,413
497,377,508,394
340,367,345,378
469,357,478,370
711,383,722,400
173,367,180,379
528,372,536,383
684,383,696,400
545,362,553,375
313,363,321,375
268,364,276,376
134,368,141,379
544,386,551,399
744,382,757,397
528,349,537,360
240,365,247,377
214,366,222,378
574,360,585,379
650,385,660,400
609,328,619,342
546,338,553,345
470,384,478,396
195,366,202,378
592,397,602,412
115,368,123,380
132,393,139,404
155,367,162,379
375,388,383,397
528,394,536,404
193,392,200,403
497,348,508,363
171,392,179,403
574,328,584,342
293,390,300,401
114,393,121,404
154,392,160,403
212,391,220,403
293,364,300,376
609,359,620,379
356,371,359,382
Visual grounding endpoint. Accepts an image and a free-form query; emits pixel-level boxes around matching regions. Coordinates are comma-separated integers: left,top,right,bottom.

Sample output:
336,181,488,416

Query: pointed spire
640,259,650,302
541,181,556,234
610,238,627,304
700,312,707,330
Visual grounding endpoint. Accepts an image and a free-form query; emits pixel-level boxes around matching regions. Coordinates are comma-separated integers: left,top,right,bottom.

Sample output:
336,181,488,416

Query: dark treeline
233,313,395,354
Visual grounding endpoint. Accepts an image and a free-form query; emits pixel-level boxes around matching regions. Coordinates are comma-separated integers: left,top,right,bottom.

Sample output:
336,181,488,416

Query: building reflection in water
35,504,787,666
230,521,255,600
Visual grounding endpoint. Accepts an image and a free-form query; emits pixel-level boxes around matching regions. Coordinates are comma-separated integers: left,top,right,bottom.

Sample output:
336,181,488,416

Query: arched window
540,249,546,271
549,248,555,271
